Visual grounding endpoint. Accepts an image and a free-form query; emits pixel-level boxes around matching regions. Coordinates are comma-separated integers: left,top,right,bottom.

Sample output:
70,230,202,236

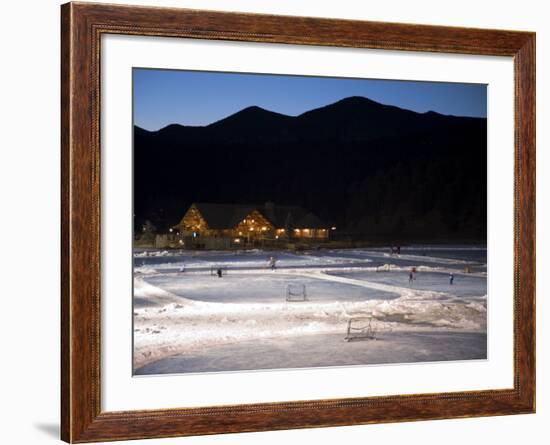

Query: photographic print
132,69,487,376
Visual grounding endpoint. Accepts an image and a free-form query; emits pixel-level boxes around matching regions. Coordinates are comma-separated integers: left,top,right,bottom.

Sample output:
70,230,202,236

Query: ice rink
133,245,487,374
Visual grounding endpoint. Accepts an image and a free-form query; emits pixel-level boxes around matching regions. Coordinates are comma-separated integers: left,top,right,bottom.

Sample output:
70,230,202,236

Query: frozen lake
133,245,487,374
134,245,487,273
326,270,486,299
136,331,487,375
145,272,400,304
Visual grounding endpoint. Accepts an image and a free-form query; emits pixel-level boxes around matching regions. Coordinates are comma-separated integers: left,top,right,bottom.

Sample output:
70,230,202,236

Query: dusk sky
133,68,487,131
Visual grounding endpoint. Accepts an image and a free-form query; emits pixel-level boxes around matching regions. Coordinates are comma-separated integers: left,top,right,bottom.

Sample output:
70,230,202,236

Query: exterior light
169,228,173,233
238,231,243,236
234,238,241,243
249,227,254,231
275,235,279,239
331,226,337,230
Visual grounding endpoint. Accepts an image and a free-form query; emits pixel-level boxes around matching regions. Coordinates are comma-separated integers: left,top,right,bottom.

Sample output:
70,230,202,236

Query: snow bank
134,266,158,275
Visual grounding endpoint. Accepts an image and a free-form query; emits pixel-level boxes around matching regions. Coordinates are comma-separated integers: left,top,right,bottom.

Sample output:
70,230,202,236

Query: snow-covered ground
133,246,487,374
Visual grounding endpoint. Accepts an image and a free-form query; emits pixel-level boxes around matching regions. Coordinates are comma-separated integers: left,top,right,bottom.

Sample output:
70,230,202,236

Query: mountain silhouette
134,96,487,242
208,106,292,132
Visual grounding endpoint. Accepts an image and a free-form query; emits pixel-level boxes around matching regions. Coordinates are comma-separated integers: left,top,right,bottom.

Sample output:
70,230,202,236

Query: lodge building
172,202,329,246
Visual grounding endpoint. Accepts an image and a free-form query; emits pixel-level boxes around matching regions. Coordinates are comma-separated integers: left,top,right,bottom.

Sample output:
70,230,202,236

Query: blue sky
133,68,487,131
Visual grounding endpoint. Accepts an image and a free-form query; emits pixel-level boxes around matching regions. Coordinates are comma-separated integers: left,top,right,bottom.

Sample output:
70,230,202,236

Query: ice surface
327,270,486,298
133,245,487,373
134,249,368,272
145,272,400,303
136,331,487,375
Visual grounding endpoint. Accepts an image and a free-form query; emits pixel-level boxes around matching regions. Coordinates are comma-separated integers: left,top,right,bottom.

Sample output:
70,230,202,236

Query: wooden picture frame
61,2,535,442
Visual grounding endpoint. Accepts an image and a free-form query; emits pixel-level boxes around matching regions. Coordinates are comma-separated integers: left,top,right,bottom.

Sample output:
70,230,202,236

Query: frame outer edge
62,2,101,442
60,2,536,442
515,33,536,412
60,2,72,442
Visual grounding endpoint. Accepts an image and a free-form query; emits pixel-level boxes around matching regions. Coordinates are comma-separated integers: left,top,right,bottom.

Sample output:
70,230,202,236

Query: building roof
192,203,256,230
189,202,327,230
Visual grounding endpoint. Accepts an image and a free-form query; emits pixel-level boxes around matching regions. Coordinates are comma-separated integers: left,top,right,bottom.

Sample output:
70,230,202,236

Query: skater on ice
409,267,417,284
268,256,277,270
178,261,186,273
449,273,454,285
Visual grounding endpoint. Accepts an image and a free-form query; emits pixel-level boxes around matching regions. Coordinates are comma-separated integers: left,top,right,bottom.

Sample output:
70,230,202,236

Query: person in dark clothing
217,268,222,278
409,270,414,284
449,273,454,285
